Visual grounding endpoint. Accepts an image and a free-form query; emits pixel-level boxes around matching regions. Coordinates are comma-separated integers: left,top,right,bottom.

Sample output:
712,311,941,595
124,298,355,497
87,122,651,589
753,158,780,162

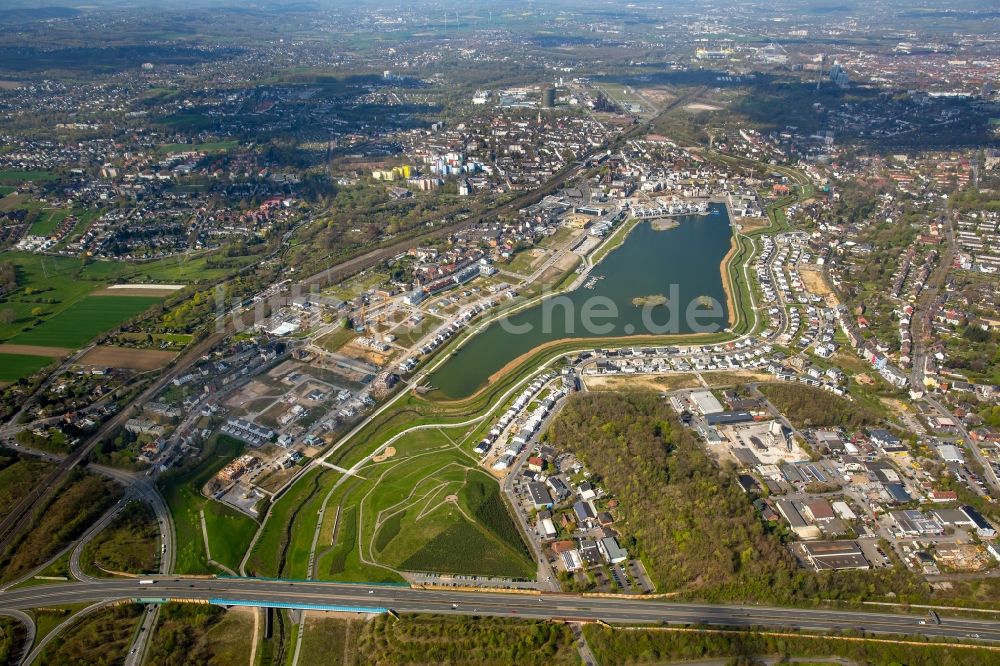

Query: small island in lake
650,219,679,231
632,294,668,307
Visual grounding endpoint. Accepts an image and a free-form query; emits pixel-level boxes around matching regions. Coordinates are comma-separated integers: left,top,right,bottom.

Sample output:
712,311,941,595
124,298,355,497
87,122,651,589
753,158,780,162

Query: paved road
123,604,159,666
2,578,1000,643
0,608,34,666
68,502,128,581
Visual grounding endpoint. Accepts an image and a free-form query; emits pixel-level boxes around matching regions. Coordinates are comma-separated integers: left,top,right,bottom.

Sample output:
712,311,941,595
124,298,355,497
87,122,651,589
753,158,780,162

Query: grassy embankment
0,471,121,583
158,435,258,574
80,501,160,576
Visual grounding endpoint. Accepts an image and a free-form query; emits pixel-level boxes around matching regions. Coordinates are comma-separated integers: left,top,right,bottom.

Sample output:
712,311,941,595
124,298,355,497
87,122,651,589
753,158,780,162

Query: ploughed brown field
0,344,73,357
76,345,177,371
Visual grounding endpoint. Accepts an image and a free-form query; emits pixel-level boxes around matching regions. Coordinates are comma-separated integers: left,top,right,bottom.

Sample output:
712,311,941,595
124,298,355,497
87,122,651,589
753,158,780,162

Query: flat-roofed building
889,510,943,537
801,540,870,571
776,499,822,540
527,482,554,510
961,505,996,538
690,390,724,415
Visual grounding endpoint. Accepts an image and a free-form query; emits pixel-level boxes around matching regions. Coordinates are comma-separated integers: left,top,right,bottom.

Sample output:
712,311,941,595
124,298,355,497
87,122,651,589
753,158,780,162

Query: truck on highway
138,579,155,585
919,610,941,625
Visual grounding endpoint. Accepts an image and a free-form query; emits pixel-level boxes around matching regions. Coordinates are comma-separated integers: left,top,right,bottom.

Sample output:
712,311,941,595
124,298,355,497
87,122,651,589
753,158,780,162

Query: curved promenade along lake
429,203,734,398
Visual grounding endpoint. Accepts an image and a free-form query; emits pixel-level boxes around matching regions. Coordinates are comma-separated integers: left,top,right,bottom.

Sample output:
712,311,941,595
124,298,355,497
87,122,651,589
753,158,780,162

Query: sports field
9,295,160,349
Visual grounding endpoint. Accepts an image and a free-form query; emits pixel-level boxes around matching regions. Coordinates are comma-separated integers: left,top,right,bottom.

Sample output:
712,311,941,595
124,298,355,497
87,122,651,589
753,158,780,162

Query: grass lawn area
204,501,259,573
316,327,357,353
0,352,57,382
0,169,57,184
157,140,238,155
326,270,389,301
159,435,257,574
300,615,362,665
390,314,443,348
245,467,336,578
506,248,547,275
28,208,70,237
9,295,160,348
120,253,257,283
30,603,91,646
0,186,14,197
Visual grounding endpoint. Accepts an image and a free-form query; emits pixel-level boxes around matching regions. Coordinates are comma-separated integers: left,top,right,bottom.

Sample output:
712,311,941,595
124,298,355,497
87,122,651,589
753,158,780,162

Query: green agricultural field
27,208,70,237
159,435,258,574
0,352,57,382
9,295,160,348
0,186,14,197
0,169,57,184
0,251,125,342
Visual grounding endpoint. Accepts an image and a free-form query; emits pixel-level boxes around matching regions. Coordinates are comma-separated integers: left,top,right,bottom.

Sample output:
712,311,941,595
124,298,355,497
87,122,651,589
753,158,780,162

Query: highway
2,578,999,643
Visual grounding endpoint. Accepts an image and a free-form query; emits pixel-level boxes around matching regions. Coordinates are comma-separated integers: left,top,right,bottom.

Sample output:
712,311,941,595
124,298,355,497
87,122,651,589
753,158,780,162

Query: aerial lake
428,203,734,398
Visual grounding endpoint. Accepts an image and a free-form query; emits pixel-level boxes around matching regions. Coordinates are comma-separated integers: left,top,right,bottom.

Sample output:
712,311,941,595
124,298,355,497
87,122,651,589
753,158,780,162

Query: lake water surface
428,203,734,398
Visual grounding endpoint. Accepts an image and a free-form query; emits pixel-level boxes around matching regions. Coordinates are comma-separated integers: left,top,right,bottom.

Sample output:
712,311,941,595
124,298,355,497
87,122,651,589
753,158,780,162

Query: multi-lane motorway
3,578,1000,643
